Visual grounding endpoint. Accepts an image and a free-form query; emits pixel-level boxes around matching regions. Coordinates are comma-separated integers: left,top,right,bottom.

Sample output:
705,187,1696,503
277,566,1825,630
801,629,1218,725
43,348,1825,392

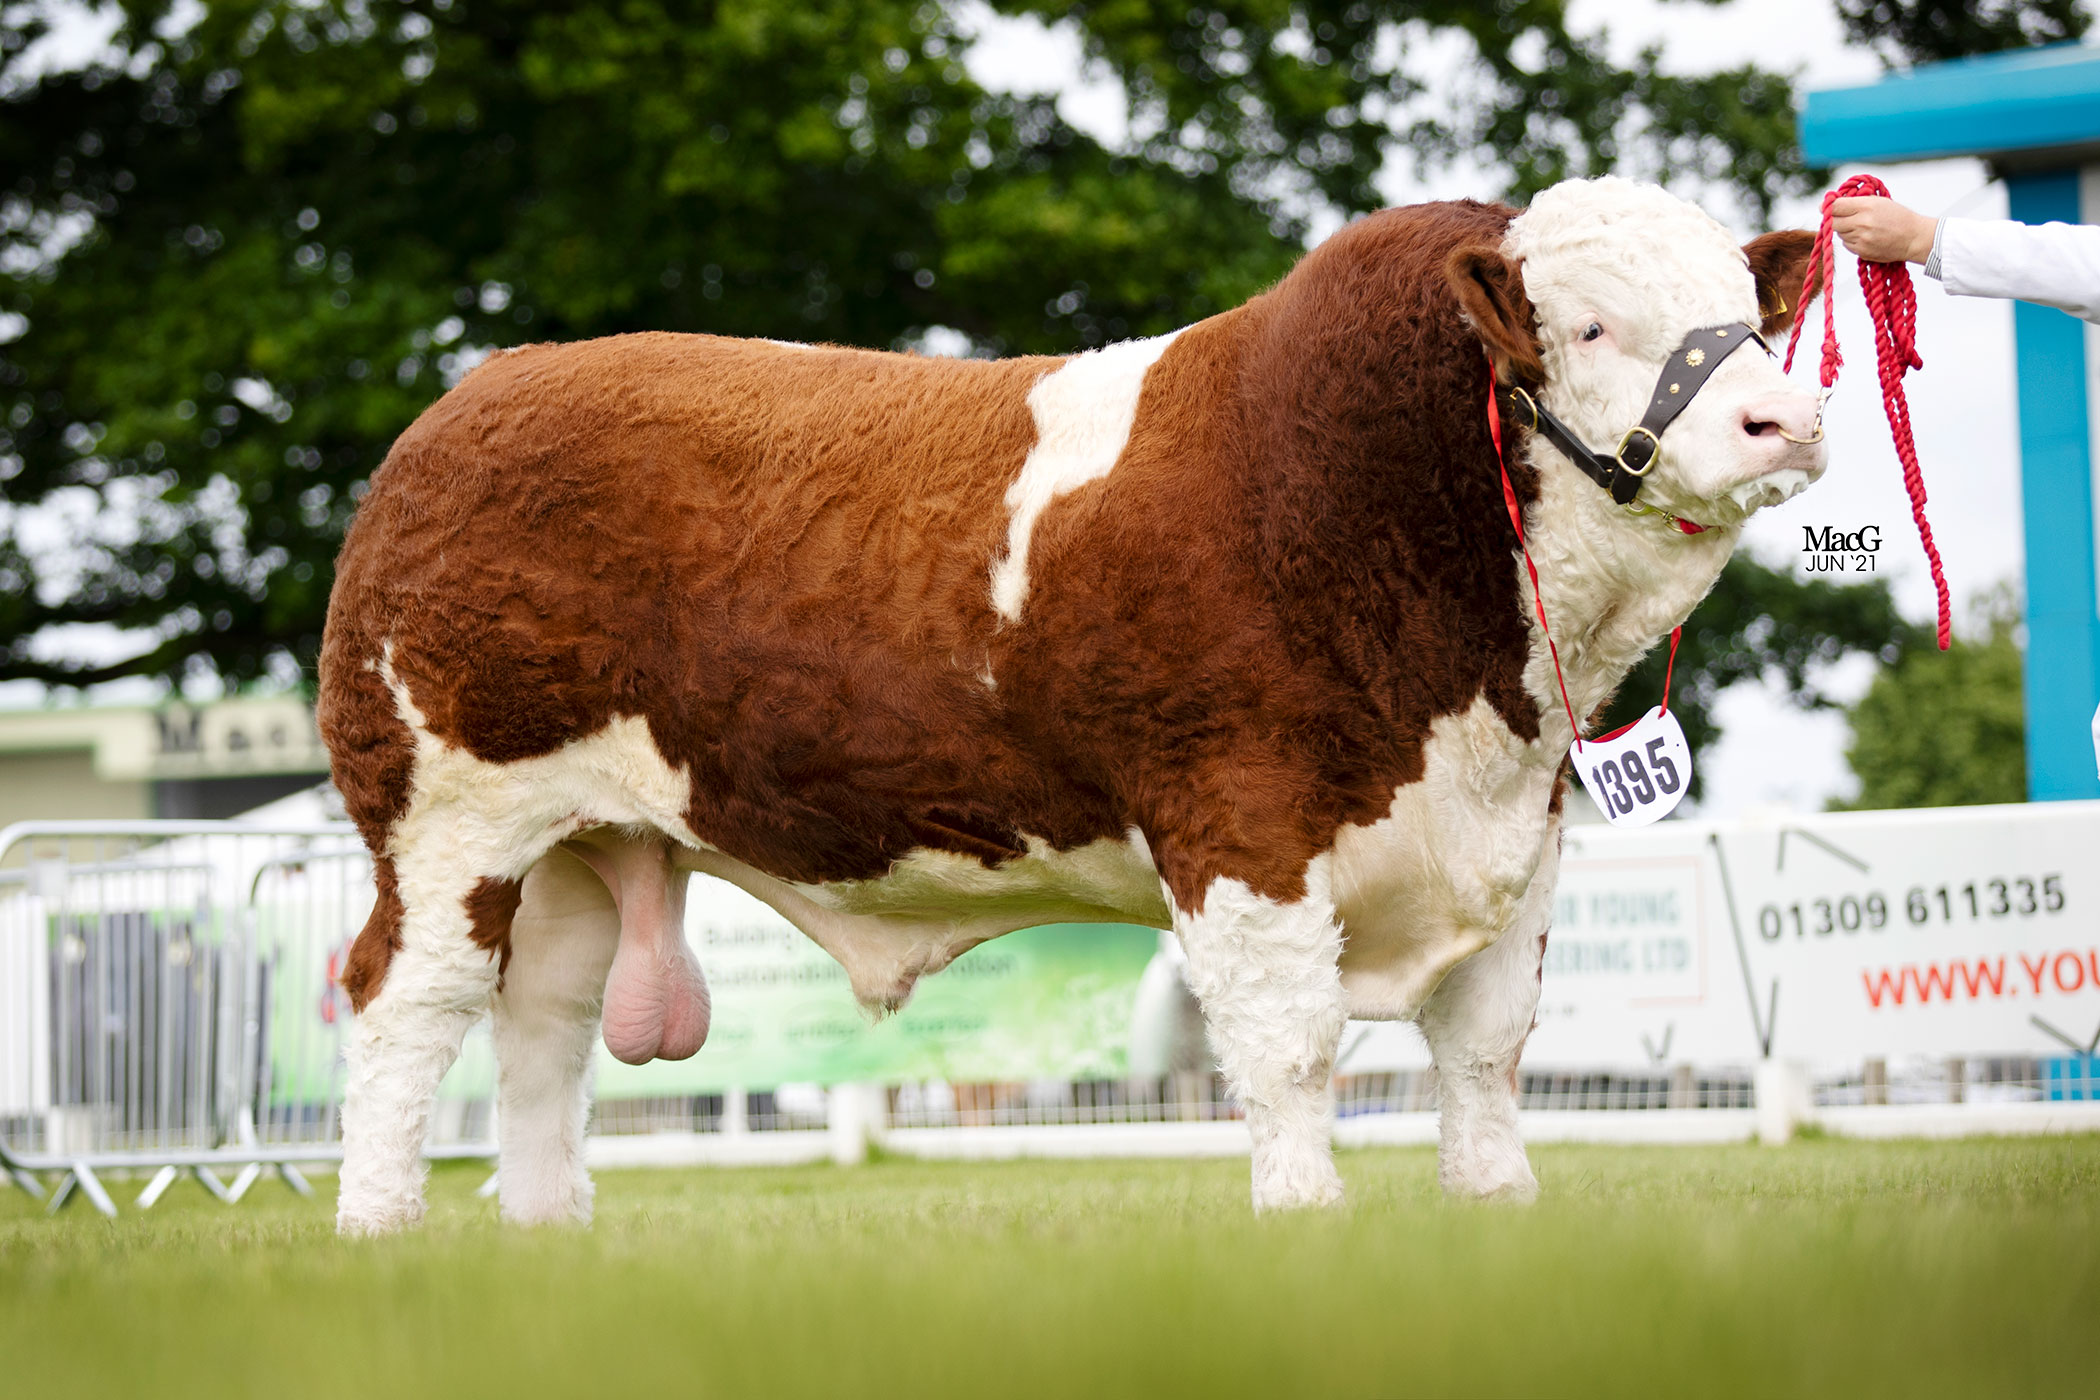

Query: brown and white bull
319,176,1822,1234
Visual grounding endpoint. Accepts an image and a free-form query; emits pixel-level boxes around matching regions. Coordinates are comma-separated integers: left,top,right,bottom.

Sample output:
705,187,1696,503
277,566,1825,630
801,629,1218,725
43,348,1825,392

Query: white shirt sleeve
1924,217,2100,325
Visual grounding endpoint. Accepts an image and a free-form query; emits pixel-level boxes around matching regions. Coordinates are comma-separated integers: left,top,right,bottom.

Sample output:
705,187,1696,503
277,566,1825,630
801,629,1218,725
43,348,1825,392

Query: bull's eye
1580,321,1604,343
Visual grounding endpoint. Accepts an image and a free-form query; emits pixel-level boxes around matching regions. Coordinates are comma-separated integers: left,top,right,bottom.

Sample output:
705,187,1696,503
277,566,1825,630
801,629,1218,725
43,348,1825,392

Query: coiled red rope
1783,173,1952,650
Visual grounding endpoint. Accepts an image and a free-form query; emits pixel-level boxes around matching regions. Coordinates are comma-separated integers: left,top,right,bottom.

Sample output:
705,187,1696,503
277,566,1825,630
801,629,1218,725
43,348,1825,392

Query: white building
0,696,330,833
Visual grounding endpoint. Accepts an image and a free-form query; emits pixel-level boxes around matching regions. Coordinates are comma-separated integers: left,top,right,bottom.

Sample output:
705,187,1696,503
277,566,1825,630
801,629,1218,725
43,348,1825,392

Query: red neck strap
1487,367,1681,751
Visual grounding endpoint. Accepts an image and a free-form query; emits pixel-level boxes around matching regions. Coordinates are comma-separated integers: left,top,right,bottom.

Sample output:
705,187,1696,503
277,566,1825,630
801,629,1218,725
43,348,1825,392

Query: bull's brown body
321,199,1542,1009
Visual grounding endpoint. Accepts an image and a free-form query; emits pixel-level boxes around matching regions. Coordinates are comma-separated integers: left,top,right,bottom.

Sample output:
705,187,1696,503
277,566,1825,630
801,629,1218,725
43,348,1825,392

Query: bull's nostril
1745,420,1777,437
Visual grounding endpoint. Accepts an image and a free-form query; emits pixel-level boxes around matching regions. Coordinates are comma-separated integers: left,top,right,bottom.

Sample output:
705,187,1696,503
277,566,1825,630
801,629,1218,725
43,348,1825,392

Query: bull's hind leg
337,820,554,1236
491,849,620,1226
1174,863,1348,1212
1416,832,1557,1203
338,879,502,1233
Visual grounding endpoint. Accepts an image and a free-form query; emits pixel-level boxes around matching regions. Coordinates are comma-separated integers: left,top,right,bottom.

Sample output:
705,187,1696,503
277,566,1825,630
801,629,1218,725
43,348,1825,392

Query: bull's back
320,332,1077,881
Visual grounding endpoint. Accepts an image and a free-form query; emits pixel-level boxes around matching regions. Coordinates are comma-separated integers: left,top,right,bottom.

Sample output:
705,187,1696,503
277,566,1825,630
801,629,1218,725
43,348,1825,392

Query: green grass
4,1138,2097,1398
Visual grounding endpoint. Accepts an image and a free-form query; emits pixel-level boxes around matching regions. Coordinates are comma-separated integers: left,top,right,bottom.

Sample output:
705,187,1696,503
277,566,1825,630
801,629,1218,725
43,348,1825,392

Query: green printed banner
596,919,1161,1095
257,891,1162,1099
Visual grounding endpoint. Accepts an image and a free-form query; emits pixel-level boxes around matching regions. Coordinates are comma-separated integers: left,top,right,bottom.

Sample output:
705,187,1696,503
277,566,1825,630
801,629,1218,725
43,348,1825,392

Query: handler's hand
1828,196,1937,265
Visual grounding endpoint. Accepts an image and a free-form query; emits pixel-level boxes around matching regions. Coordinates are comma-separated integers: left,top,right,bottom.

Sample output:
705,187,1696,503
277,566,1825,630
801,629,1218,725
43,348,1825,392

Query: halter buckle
1614,426,1661,476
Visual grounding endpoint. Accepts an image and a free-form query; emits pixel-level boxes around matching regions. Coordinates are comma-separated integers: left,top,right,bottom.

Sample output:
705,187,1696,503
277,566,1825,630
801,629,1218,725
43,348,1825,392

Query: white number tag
1571,706,1691,829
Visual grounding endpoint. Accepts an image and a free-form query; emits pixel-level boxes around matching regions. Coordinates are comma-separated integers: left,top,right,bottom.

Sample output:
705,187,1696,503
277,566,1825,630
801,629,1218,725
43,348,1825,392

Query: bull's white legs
492,850,620,1226
336,879,505,1236
1416,832,1557,1203
1175,866,1348,1212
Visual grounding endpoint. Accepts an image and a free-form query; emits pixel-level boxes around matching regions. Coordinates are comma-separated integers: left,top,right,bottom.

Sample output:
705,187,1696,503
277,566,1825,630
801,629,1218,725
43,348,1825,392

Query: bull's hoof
335,1160,428,1236
1250,1142,1346,1213
498,1188,595,1228
1253,1178,1347,1213
493,1157,597,1228
335,1196,426,1237
1440,1152,1539,1204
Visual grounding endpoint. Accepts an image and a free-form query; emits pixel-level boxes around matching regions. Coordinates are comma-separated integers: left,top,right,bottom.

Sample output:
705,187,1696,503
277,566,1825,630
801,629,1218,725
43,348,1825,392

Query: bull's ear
1744,230,1818,339
1445,245,1543,384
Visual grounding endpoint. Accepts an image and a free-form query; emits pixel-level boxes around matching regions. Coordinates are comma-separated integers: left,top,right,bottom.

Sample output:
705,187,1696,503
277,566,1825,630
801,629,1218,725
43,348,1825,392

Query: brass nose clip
1773,386,1831,446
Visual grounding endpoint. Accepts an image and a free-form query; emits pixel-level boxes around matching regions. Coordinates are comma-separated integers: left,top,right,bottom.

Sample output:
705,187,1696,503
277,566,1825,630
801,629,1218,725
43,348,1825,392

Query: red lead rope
1784,173,1952,651
1487,367,1678,750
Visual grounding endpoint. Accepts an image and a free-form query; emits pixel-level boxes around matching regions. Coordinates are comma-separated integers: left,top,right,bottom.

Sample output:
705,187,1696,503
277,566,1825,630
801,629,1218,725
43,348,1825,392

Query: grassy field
3,1137,2097,1398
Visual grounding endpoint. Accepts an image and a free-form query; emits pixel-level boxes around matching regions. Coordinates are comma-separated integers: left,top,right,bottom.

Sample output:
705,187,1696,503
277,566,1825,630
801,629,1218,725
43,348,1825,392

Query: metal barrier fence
4,819,2096,1217
0,820,495,1215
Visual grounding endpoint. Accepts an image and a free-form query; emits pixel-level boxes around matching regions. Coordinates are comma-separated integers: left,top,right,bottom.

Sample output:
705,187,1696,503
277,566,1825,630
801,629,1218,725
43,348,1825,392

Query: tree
1,0,1818,691
1835,593,2026,808
1593,555,1928,801
1835,0,2089,67
1001,1,1811,223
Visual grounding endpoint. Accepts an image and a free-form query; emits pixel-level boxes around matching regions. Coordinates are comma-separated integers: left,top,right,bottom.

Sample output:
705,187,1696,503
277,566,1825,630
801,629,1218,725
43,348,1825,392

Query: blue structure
1803,46,2100,802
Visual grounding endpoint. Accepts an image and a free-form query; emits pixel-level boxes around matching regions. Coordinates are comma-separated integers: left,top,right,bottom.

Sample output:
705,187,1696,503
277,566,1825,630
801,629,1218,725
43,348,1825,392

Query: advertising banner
1526,822,1759,1067
1714,803,2100,1061
1345,802,2100,1072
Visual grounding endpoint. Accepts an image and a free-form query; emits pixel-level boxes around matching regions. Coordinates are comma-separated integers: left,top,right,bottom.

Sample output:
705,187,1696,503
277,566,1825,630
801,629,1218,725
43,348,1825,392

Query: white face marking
1505,176,1827,524
989,329,1183,622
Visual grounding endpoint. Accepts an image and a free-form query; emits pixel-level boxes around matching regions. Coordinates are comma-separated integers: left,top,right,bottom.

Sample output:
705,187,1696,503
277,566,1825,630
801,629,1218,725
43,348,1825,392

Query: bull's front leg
1173,860,1348,1212
1416,826,1559,1203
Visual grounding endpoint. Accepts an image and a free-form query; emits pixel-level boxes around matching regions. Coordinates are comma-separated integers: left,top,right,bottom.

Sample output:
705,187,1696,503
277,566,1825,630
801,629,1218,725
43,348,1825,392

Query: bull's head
1448,176,1824,527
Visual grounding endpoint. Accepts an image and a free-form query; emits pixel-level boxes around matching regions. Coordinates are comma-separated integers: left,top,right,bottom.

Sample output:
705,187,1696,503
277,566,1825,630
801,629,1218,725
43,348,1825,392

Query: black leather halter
1499,322,1768,506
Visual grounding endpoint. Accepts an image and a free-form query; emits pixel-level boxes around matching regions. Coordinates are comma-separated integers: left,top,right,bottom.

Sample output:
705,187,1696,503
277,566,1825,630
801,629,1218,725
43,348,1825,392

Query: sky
7,1,2066,816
